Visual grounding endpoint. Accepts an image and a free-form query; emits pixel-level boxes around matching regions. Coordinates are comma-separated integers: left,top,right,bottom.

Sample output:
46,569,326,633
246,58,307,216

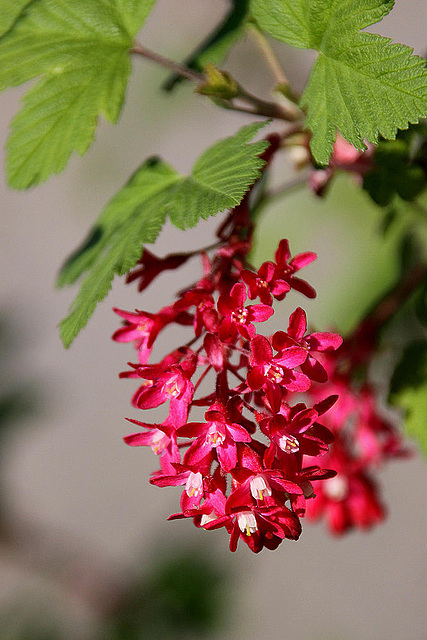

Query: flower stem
236,85,302,121
194,364,213,394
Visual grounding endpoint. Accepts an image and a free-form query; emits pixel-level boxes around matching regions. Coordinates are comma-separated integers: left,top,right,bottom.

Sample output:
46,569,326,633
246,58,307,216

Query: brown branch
130,43,205,83
247,24,289,86
131,42,304,123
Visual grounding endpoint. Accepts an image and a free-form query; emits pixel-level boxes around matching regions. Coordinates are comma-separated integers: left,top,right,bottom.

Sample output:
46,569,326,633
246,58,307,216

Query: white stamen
231,307,249,324
257,278,269,289
206,424,226,447
237,511,258,536
200,511,217,527
264,363,283,383
162,375,181,398
279,434,300,454
185,472,203,498
150,430,166,455
137,320,149,333
250,476,272,501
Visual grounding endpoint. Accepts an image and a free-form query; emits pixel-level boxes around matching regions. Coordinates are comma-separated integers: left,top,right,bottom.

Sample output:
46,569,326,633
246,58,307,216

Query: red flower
273,239,317,299
272,307,343,382
179,403,252,472
174,289,219,336
262,403,334,461
126,249,191,292
124,416,180,474
218,282,273,342
132,362,195,429
307,456,386,535
113,306,192,363
247,334,310,393
241,261,290,304
227,444,306,515
204,503,302,553
114,222,341,552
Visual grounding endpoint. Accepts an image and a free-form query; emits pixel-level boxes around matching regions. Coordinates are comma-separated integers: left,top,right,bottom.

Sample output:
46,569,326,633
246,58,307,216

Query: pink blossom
272,307,343,382
179,403,252,472
273,239,317,299
218,282,274,342
114,204,340,552
132,363,194,411
247,334,310,393
241,261,290,304
124,416,180,474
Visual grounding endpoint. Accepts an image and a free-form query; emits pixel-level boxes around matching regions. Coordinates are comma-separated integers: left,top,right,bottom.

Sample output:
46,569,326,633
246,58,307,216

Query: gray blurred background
1,1,427,638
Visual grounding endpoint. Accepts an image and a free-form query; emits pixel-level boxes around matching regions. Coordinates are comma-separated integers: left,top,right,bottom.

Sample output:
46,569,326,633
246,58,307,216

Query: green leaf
163,0,250,91
168,121,269,229
59,122,269,347
0,0,32,37
389,340,427,457
251,0,427,164
116,0,157,36
0,0,156,188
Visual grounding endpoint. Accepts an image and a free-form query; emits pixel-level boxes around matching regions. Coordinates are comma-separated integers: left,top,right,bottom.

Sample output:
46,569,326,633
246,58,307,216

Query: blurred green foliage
363,124,427,207
389,340,427,457
104,547,230,640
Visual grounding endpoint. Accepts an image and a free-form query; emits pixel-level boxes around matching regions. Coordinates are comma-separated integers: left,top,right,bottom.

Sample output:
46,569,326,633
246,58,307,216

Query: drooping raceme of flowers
112,131,410,550
113,179,344,552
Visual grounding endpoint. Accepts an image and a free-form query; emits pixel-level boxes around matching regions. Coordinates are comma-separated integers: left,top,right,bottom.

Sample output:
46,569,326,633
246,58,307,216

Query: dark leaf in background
415,280,427,327
389,340,427,457
0,314,40,439
379,206,397,236
163,0,249,91
363,167,395,207
105,547,231,640
0,388,36,437
363,124,427,207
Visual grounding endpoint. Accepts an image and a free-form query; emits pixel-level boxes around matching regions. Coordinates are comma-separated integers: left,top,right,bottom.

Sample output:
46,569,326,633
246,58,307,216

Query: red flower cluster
305,337,409,535
113,202,343,552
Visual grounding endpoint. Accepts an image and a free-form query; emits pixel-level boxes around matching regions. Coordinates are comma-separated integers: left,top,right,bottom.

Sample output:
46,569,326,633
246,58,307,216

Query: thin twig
131,41,303,123
264,174,310,201
247,24,289,86
236,85,302,122
131,43,205,83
